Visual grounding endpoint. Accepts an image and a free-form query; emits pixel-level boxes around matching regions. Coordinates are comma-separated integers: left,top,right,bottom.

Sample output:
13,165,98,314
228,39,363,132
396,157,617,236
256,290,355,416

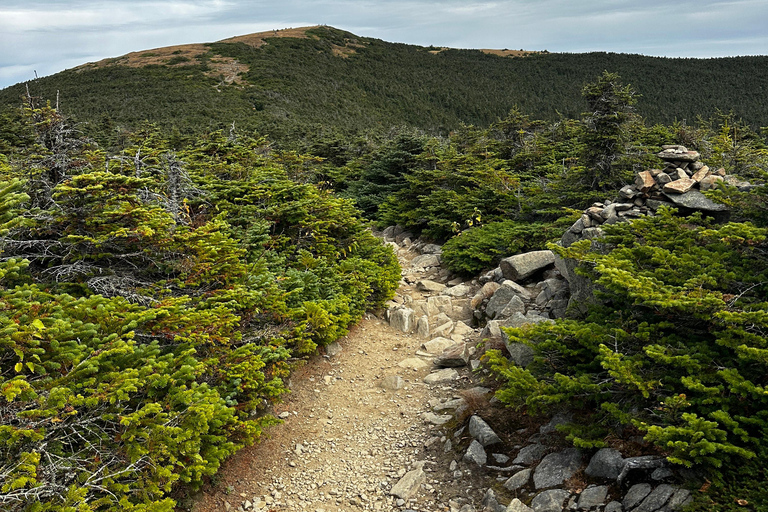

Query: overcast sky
1,0,766,89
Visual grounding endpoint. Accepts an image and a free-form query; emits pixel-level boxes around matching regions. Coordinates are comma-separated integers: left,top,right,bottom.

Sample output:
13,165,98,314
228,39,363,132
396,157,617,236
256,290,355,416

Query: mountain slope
1,26,766,145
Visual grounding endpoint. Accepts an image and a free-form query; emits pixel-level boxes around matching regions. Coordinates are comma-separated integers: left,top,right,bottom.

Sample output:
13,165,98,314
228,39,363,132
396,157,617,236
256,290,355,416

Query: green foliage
579,71,639,190
489,207,768,474
441,220,562,274
0,107,399,510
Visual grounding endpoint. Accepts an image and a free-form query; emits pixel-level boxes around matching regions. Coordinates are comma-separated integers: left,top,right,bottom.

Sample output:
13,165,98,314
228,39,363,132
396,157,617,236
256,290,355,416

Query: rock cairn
560,145,756,249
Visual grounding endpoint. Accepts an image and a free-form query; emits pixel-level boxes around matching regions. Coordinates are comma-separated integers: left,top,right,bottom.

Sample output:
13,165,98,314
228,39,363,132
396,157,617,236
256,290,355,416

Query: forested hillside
0,26,767,148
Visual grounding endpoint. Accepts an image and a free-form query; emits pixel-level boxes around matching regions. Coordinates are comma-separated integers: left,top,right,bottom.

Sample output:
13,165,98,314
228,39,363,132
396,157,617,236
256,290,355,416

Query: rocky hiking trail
192,241,498,512
193,222,697,512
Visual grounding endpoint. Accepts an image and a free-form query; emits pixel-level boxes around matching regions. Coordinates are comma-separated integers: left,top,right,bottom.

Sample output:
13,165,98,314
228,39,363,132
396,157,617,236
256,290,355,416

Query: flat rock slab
578,485,608,510
411,254,441,268
623,483,652,510
468,415,502,446
533,448,583,489
531,489,570,512
663,189,728,212
421,337,455,354
662,178,695,194
423,368,459,384
417,279,446,292
500,250,555,282
657,149,700,162
635,484,675,512
503,468,532,491
389,467,425,499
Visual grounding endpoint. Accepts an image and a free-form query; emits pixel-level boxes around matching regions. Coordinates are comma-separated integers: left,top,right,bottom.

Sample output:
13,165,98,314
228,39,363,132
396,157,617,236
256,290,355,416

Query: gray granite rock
486,285,521,319
623,483,652,510
421,337,455,354
422,412,452,425
464,439,488,466
651,467,674,481
635,484,675,512
482,489,508,512
503,468,532,491
416,315,430,338
663,189,728,212
500,251,556,282
533,448,583,489
434,342,469,367
444,283,472,297
531,489,570,512
325,341,342,357
513,443,548,465
506,342,535,367
499,294,527,318
585,448,624,480
469,415,502,446
423,368,459,384
577,485,609,510
411,254,441,268
390,308,415,333
604,501,623,512
417,279,446,292
659,488,692,511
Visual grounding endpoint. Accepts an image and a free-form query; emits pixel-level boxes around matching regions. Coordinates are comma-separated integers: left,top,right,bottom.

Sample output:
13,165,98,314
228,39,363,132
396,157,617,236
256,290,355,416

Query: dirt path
192,251,492,512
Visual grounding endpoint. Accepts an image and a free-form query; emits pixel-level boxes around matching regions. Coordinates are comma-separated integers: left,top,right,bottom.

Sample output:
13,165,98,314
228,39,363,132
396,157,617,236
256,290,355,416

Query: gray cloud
1,0,766,88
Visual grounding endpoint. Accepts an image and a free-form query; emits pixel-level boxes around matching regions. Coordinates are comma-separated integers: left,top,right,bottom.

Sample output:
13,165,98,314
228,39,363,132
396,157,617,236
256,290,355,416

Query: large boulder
500,251,556,282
